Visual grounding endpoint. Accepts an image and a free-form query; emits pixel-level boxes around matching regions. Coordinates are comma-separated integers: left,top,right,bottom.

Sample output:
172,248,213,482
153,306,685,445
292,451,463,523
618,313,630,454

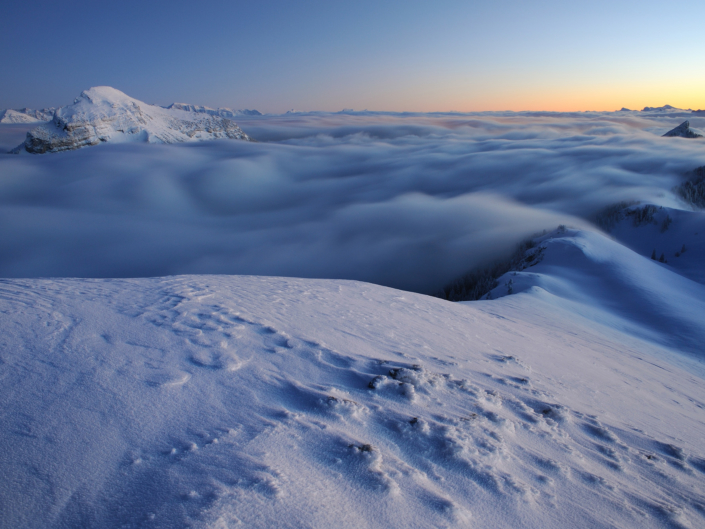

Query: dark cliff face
24,115,103,153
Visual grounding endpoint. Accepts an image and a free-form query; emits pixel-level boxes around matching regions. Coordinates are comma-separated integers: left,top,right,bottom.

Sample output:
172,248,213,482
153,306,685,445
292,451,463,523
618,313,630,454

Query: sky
3,0,705,113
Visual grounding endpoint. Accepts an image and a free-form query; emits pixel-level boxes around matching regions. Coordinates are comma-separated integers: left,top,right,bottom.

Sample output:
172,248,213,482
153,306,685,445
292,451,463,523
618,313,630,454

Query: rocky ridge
662,120,703,138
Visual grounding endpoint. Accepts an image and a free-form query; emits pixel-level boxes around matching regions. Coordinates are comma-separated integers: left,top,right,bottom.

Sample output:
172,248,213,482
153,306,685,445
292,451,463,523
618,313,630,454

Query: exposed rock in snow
163,102,262,117
0,108,55,124
662,120,703,138
14,87,251,154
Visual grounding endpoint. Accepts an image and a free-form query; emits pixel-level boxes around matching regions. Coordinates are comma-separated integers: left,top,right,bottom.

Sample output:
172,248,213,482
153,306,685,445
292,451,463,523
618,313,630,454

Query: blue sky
3,0,705,112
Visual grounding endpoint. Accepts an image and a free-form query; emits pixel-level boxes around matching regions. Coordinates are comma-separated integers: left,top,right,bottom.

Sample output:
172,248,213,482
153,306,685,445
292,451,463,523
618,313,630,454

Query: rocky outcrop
662,120,703,138
14,87,251,154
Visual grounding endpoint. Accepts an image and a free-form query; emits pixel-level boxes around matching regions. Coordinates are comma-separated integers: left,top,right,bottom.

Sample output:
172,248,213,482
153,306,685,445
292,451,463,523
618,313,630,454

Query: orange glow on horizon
433,85,705,114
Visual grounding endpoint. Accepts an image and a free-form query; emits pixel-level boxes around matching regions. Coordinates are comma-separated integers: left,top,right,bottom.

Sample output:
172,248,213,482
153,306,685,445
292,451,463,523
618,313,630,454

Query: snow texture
1,252,704,528
13,87,250,154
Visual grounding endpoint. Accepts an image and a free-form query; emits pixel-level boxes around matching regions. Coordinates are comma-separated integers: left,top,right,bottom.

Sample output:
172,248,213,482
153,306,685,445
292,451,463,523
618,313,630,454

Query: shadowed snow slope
1,273,704,528
15,87,250,153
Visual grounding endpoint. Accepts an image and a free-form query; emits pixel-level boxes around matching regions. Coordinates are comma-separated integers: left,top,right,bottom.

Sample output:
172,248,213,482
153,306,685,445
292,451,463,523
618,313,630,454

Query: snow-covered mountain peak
60,86,147,122
77,85,135,104
662,120,703,138
12,86,251,154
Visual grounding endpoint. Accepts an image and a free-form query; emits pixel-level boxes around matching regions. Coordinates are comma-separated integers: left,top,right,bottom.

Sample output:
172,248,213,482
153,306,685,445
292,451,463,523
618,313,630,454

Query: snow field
1,269,704,528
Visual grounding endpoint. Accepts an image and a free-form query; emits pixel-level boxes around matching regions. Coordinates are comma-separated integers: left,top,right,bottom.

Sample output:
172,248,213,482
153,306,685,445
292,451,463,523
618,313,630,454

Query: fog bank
1,111,703,293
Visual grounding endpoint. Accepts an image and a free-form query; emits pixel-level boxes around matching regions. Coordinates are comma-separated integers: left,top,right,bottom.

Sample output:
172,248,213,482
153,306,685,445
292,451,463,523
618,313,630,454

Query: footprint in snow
190,349,244,371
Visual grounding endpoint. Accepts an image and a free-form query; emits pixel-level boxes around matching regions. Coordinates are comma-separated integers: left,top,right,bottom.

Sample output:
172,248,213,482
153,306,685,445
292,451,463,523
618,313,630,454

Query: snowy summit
13,86,251,154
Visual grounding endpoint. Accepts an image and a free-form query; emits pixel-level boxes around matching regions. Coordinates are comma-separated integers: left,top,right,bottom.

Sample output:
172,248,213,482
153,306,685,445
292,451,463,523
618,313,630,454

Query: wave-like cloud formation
1,111,704,293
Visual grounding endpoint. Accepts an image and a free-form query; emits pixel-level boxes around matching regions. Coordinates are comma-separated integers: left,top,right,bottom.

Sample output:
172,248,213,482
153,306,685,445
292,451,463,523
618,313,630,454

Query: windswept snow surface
1,262,705,528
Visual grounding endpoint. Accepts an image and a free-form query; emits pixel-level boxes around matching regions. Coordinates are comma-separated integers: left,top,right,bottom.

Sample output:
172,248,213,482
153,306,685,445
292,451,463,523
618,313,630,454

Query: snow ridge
14,87,251,154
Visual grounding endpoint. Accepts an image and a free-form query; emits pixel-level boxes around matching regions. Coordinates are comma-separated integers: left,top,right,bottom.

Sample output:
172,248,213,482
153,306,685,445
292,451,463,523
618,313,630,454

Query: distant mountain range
618,105,694,113
162,102,262,118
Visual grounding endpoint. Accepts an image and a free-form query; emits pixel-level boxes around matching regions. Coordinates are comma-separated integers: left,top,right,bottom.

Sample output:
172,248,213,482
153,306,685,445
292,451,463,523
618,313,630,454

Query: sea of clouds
1,111,704,293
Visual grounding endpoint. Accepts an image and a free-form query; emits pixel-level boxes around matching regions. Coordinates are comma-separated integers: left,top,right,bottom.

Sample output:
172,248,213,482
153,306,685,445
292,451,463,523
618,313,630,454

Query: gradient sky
3,0,705,113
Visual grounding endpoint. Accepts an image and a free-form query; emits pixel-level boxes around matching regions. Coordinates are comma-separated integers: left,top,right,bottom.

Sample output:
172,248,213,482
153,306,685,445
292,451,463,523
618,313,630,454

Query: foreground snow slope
1,266,704,528
14,87,250,154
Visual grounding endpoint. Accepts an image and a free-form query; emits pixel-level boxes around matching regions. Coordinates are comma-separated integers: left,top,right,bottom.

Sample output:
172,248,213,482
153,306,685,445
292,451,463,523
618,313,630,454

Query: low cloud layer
1,111,704,293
